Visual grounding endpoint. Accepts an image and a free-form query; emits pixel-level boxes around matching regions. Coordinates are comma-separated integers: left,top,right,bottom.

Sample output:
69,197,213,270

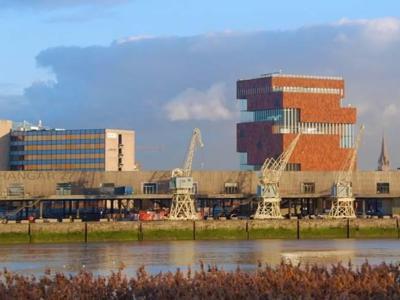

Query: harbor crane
254,132,302,219
329,125,365,218
169,128,204,220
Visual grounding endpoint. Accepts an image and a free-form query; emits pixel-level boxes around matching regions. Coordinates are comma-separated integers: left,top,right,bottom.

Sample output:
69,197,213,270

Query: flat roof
239,73,343,81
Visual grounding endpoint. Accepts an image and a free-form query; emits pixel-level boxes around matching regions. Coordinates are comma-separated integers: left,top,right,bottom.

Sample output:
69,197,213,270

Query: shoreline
0,219,399,244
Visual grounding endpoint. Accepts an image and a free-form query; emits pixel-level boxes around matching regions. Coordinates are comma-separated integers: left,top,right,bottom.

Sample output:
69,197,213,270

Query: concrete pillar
25,202,29,219
362,199,366,217
39,201,43,219
62,200,66,218
300,199,304,216
68,200,72,216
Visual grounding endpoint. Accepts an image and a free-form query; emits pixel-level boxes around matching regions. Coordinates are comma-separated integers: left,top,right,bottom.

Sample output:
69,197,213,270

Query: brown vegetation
0,261,399,299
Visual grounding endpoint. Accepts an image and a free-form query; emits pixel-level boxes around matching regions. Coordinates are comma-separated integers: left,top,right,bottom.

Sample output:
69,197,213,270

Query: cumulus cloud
5,17,400,170
0,94,31,120
337,17,400,46
114,35,155,45
165,84,233,121
383,103,399,118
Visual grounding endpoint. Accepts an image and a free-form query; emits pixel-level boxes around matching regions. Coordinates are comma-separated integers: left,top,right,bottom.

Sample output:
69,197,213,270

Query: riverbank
0,219,399,243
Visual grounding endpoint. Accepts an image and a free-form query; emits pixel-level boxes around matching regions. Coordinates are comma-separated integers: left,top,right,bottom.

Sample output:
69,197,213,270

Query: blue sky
1,1,400,170
2,0,400,93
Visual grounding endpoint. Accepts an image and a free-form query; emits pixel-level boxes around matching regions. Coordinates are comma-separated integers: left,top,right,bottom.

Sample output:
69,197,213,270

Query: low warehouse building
0,170,398,219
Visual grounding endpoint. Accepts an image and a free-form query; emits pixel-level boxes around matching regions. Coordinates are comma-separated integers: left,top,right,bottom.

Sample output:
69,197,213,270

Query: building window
376,182,389,194
56,183,73,195
225,182,238,194
302,182,315,194
192,182,198,195
143,182,157,194
7,183,24,197
286,163,301,171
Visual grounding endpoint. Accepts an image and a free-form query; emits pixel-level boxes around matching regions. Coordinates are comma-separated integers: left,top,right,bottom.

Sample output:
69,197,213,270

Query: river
0,239,399,277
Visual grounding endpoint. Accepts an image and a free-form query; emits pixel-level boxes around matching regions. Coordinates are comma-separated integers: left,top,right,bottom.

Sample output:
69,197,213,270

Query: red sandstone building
237,73,357,171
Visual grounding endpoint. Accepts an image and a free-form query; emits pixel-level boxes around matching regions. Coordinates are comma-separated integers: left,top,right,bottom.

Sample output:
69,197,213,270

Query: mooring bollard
297,219,300,240
84,222,88,243
28,222,32,244
138,222,143,241
193,221,196,240
246,220,249,240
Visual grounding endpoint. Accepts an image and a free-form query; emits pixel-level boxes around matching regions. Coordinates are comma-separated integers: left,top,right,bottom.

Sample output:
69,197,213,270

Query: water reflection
0,240,398,277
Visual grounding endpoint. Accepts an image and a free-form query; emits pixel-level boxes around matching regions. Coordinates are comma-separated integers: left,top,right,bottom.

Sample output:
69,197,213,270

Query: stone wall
0,219,398,243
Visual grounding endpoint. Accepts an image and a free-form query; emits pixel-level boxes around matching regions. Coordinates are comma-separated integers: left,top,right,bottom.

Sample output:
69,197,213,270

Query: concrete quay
0,219,398,244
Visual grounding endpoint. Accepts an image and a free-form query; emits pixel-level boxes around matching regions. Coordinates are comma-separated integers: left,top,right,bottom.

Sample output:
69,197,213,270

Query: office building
0,120,135,171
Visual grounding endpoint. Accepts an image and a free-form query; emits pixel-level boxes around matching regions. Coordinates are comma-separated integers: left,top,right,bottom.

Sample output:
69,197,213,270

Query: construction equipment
169,128,204,220
329,125,365,218
254,132,301,219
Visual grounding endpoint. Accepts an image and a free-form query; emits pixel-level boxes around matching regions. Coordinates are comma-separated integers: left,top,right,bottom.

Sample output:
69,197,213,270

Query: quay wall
0,219,398,243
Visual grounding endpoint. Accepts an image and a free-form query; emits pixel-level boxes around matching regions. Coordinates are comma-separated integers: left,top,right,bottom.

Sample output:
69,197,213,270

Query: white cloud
114,35,155,45
164,83,233,121
337,17,400,46
383,103,399,118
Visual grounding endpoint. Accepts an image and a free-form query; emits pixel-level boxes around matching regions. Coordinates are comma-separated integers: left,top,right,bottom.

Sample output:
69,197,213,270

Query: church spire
378,134,390,171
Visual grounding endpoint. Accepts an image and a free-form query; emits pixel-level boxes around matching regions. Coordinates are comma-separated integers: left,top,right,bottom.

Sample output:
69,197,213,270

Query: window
143,183,157,194
191,182,198,194
225,182,238,194
377,182,390,194
7,183,24,196
302,182,315,194
56,183,73,195
286,163,301,171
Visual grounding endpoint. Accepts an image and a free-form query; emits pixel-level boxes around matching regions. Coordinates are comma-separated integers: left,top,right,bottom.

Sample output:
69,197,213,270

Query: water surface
0,239,399,277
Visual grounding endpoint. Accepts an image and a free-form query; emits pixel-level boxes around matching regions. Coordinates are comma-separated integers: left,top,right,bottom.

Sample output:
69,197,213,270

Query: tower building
237,73,357,171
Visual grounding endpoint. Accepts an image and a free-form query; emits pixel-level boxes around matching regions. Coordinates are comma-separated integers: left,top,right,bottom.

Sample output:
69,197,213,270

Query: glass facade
237,85,343,98
240,107,355,149
9,129,106,171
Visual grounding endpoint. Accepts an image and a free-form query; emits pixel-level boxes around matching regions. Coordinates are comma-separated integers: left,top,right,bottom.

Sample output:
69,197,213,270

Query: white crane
254,132,301,219
329,125,365,218
169,128,204,220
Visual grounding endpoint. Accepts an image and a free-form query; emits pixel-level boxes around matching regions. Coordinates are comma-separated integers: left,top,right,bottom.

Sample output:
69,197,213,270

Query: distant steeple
378,134,390,171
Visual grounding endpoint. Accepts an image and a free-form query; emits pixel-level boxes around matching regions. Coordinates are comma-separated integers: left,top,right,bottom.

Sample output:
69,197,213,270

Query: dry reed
0,261,398,299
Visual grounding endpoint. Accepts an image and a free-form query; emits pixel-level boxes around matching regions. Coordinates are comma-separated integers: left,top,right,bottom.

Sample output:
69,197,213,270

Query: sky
1,0,400,170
